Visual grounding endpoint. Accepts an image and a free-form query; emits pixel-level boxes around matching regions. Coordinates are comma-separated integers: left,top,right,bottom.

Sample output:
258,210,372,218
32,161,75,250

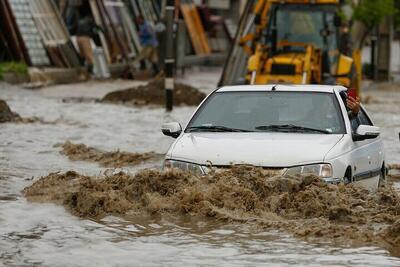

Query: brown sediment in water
388,164,400,181
24,166,400,255
389,164,400,170
101,74,206,106
57,141,162,168
389,175,400,181
384,219,400,248
0,99,21,123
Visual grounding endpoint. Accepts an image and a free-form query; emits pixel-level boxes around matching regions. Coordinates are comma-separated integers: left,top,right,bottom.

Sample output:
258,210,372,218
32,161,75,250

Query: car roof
216,84,347,93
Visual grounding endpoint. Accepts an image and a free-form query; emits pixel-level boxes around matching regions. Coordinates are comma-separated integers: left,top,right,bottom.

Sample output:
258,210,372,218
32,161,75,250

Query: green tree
395,0,400,27
352,0,396,47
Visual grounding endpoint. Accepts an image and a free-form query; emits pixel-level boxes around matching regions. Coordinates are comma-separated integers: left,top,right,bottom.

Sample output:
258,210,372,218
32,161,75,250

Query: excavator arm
239,0,272,56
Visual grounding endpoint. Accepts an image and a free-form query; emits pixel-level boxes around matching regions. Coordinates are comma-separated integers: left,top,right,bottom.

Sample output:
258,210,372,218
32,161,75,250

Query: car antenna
272,85,277,91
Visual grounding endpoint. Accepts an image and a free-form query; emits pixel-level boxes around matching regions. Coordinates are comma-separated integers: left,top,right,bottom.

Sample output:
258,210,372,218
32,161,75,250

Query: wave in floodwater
56,141,163,168
1,99,87,126
389,165,400,181
23,166,400,256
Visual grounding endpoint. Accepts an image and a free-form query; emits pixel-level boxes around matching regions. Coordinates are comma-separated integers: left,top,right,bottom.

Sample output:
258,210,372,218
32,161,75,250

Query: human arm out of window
346,96,360,118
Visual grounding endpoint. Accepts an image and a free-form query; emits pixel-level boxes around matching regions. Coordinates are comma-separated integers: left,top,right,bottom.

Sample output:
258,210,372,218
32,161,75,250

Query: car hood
169,133,343,167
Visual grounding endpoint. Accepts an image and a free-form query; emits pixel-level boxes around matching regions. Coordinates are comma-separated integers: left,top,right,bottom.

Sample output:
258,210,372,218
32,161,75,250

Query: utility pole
164,0,175,111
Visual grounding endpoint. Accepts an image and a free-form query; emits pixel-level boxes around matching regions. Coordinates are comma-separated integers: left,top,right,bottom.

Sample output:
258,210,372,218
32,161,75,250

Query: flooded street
1,73,400,266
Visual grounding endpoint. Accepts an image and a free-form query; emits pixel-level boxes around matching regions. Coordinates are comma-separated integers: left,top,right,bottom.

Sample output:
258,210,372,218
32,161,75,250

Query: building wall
362,41,400,81
391,40,400,81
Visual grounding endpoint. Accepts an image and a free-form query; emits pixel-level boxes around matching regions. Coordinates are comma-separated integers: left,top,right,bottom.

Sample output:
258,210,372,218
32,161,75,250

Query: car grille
271,64,296,75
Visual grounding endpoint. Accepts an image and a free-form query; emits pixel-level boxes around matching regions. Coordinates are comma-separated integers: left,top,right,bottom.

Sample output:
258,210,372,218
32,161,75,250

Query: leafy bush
0,62,28,80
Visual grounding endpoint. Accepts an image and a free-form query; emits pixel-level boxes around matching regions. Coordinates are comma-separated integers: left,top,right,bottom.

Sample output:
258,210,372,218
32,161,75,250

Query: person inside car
340,92,362,132
347,95,361,118
302,92,360,132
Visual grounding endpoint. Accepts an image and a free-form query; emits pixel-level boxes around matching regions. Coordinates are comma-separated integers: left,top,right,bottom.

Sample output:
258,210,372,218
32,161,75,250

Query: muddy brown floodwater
57,141,163,168
1,78,400,266
23,167,400,256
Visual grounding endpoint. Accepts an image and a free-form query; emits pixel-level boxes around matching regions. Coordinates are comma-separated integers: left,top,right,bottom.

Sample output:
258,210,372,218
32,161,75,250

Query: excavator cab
261,4,340,83
219,0,360,96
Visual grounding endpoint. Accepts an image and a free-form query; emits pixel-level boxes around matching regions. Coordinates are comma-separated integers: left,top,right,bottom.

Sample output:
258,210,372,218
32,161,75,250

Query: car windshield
186,91,345,134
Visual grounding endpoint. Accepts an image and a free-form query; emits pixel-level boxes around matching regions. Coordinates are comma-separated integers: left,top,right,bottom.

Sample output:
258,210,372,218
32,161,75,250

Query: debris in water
388,164,400,181
101,74,206,106
389,164,400,170
24,166,400,255
0,99,21,123
384,219,400,248
389,175,400,181
57,141,162,168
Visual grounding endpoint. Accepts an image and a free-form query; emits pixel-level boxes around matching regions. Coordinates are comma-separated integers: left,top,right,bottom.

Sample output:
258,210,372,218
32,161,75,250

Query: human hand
347,96,360,115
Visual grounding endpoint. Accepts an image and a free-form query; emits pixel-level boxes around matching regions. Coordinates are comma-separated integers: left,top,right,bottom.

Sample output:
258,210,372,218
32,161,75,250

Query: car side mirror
162,122,182,138
352,125,380,141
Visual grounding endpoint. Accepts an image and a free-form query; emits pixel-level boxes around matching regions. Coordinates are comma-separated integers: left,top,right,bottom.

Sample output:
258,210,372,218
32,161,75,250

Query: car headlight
163,159,205,175
283,163,332,178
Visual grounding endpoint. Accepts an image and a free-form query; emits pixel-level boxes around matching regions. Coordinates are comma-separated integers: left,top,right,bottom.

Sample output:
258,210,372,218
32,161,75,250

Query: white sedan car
162,85,386,190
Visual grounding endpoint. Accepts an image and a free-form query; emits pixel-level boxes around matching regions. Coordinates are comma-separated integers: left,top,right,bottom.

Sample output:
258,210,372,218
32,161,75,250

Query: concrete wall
362,41,400,81
391,40,400,81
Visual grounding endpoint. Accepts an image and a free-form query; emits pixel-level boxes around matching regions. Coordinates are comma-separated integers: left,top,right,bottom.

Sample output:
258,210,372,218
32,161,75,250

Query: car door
358,107,383,174
350,107,382,189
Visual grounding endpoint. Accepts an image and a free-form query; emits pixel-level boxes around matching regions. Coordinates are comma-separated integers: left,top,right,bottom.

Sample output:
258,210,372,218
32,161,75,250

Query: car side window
350,115,360,133
358,108,373,126
351,108,373,133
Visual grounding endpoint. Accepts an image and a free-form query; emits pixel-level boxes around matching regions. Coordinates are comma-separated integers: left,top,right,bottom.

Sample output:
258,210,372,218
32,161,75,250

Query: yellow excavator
219,0,362,96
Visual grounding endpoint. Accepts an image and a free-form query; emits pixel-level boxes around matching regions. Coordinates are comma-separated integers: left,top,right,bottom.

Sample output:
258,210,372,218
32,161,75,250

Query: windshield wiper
255,124,331,134
187,125,251,133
